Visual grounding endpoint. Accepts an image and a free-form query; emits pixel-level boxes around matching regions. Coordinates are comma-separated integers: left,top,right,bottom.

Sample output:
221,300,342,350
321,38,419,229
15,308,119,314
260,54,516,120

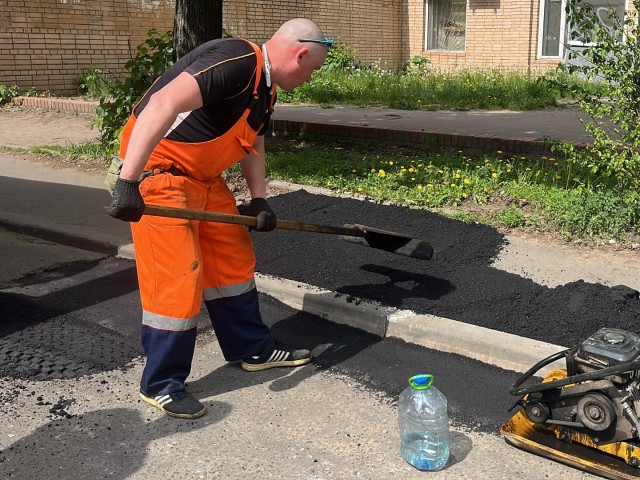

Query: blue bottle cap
408,374,434,390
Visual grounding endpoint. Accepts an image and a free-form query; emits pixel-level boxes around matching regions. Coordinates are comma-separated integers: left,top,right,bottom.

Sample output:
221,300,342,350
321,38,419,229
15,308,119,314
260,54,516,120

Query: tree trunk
174,0,223,59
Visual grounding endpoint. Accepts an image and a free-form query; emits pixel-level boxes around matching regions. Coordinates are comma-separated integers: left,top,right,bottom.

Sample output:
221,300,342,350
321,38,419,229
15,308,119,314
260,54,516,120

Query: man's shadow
190,294,382,397
0,405,230,479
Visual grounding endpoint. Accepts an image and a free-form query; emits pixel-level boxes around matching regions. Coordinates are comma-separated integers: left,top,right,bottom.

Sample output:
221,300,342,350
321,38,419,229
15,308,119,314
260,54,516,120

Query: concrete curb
270,118,557,156
115,244,566,375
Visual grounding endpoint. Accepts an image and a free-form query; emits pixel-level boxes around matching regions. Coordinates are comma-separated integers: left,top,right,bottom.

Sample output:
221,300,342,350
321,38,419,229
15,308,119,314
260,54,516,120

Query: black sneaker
241,341,312,372
140,390,207,419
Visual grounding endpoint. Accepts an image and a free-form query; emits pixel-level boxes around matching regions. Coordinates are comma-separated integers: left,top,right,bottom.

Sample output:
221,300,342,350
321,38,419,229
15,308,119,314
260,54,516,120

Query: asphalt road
0,227,598,479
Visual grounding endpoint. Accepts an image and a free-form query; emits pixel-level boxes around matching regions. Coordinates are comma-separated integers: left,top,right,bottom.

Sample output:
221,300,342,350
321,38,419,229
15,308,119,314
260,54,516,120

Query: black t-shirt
133,38,275,143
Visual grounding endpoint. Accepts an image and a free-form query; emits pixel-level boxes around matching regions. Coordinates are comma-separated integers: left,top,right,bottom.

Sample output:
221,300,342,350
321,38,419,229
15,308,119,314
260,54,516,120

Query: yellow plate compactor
501,328,640,479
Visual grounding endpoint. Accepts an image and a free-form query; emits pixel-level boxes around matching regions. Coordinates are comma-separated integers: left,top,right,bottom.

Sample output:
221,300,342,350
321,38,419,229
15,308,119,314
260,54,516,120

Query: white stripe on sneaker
155,394,172,406
266,350,279,363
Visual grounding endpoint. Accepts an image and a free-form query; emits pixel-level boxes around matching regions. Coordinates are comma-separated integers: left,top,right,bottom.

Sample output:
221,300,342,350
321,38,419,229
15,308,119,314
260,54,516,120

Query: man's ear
297,47,310,62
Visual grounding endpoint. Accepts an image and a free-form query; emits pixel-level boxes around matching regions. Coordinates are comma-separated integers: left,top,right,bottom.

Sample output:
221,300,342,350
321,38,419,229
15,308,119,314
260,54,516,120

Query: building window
539,0,626,59
540,0,565,57
425,0,467,51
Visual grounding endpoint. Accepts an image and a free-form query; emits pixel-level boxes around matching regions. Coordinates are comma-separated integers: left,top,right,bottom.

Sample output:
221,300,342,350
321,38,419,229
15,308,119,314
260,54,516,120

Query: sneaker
140,390,207,419
241,341,312,372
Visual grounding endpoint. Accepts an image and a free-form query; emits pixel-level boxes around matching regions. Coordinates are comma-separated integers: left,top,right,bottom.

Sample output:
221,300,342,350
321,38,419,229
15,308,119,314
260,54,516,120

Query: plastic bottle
398,373,450,471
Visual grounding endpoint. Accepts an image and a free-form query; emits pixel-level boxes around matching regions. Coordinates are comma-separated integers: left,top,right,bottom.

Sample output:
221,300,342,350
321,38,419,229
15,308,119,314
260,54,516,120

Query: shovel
142,205,433,260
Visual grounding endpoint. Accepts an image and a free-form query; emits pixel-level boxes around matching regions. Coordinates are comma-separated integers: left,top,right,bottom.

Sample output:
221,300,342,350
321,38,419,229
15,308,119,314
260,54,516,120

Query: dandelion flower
491,172,498,178
463,178,471,185
389,161,394,166
378,169,386,177
497,150,503,154
417,184,423,190
409,167,415,173
352,169,357,173
427,184,433,189
357,187,363,192
455,173,461,179
370,168,376,173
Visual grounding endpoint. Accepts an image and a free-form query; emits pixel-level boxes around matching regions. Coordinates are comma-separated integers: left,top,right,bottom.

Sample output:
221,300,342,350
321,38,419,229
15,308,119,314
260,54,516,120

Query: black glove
237,197,277,231
106,177,145,222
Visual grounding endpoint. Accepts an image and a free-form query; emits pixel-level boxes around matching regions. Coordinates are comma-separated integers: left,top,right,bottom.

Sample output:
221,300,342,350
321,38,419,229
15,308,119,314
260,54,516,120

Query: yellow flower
497,150,503,154
388,161,394,166
352,169,357,173
506,168,511,173
417,184,423,190
378,169,386,177
491,172,498,178
357,187,363,192
438,169,444,174
462,192,468,198
463,178,471,185
450,183,456,187
455,173,461,179
427,184,433,189
409,167,415,173
370,168,376,173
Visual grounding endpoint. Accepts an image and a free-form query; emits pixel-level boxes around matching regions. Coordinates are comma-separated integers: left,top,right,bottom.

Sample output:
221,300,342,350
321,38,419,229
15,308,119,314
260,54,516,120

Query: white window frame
537,0,567,59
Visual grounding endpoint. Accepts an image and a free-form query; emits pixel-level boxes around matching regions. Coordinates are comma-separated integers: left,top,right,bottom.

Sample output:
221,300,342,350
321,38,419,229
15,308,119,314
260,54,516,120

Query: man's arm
119,72,204,181
238,135,276,231
239,135,267,198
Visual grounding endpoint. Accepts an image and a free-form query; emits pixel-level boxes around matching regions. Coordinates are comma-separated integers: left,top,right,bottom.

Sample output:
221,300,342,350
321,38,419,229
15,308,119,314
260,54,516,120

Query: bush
77,67,112,99
95,29,175,155
555,0,640,190
0,84,18,105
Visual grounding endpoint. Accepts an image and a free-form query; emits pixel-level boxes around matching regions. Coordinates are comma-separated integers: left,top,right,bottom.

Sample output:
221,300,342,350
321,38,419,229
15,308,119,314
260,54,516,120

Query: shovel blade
340,224,433,261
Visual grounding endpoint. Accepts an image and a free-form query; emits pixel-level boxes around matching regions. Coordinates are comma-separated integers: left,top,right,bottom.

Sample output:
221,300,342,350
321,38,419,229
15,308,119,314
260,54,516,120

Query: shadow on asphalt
0,406,230,479
190,293,382,398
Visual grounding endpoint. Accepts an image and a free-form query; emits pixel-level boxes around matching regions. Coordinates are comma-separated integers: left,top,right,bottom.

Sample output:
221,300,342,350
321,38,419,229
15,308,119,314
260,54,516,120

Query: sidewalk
9,96,593,154
1,102,638,379
271,104,593,155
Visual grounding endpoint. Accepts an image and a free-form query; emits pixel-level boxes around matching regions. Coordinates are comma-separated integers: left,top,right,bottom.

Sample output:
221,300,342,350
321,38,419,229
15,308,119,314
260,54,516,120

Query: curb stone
116,246,567,376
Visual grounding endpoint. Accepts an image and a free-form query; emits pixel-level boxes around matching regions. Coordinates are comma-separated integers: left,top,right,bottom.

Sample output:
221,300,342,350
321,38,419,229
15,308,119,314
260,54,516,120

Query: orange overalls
119,41,277,396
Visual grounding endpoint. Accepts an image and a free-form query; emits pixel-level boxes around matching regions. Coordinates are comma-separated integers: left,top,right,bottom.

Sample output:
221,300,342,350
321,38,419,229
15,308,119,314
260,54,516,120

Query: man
106,18,331,419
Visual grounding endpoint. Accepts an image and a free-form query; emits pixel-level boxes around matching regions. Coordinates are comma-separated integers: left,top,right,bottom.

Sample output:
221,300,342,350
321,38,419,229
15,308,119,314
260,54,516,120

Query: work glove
106,177,145,222
237,197,277,231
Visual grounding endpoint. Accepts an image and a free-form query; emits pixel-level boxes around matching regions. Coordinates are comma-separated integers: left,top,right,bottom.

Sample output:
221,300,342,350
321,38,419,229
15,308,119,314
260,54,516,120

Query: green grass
278,67,604,111
262,135,639,244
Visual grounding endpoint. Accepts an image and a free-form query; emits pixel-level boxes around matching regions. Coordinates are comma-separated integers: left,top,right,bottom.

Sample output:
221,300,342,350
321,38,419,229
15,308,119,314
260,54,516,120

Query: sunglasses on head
298,37,334,51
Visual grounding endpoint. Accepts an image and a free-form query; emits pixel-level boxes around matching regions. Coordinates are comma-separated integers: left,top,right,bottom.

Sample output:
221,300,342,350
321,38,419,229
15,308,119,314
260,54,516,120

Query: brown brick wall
0,0,175,94
408,0,560,73
4,0,617,95
0,0,405,95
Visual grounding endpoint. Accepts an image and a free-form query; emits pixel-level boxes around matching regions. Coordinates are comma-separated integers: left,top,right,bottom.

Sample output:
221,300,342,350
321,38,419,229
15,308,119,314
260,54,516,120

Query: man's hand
106,177,145,222
238,197,277,231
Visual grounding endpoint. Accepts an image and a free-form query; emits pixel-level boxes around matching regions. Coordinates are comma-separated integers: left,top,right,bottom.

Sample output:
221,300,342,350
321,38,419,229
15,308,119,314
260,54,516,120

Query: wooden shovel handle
143,205,365,237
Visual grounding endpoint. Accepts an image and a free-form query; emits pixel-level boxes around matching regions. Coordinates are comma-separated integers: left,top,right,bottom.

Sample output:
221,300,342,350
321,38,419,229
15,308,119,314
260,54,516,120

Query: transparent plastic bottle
398,373,450,471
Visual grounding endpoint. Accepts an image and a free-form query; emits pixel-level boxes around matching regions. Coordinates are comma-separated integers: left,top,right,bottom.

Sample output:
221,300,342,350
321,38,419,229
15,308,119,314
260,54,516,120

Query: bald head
265,18,329,91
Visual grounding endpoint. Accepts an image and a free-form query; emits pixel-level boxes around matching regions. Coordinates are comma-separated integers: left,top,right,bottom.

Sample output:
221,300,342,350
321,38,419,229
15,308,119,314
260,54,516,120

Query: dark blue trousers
140,288,272,396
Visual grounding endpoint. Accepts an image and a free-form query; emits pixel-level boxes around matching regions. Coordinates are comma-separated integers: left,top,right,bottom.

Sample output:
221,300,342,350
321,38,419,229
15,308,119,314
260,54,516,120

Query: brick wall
0,0,405,95
407,0,559,73
0,0,175,94
7,0,621,95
